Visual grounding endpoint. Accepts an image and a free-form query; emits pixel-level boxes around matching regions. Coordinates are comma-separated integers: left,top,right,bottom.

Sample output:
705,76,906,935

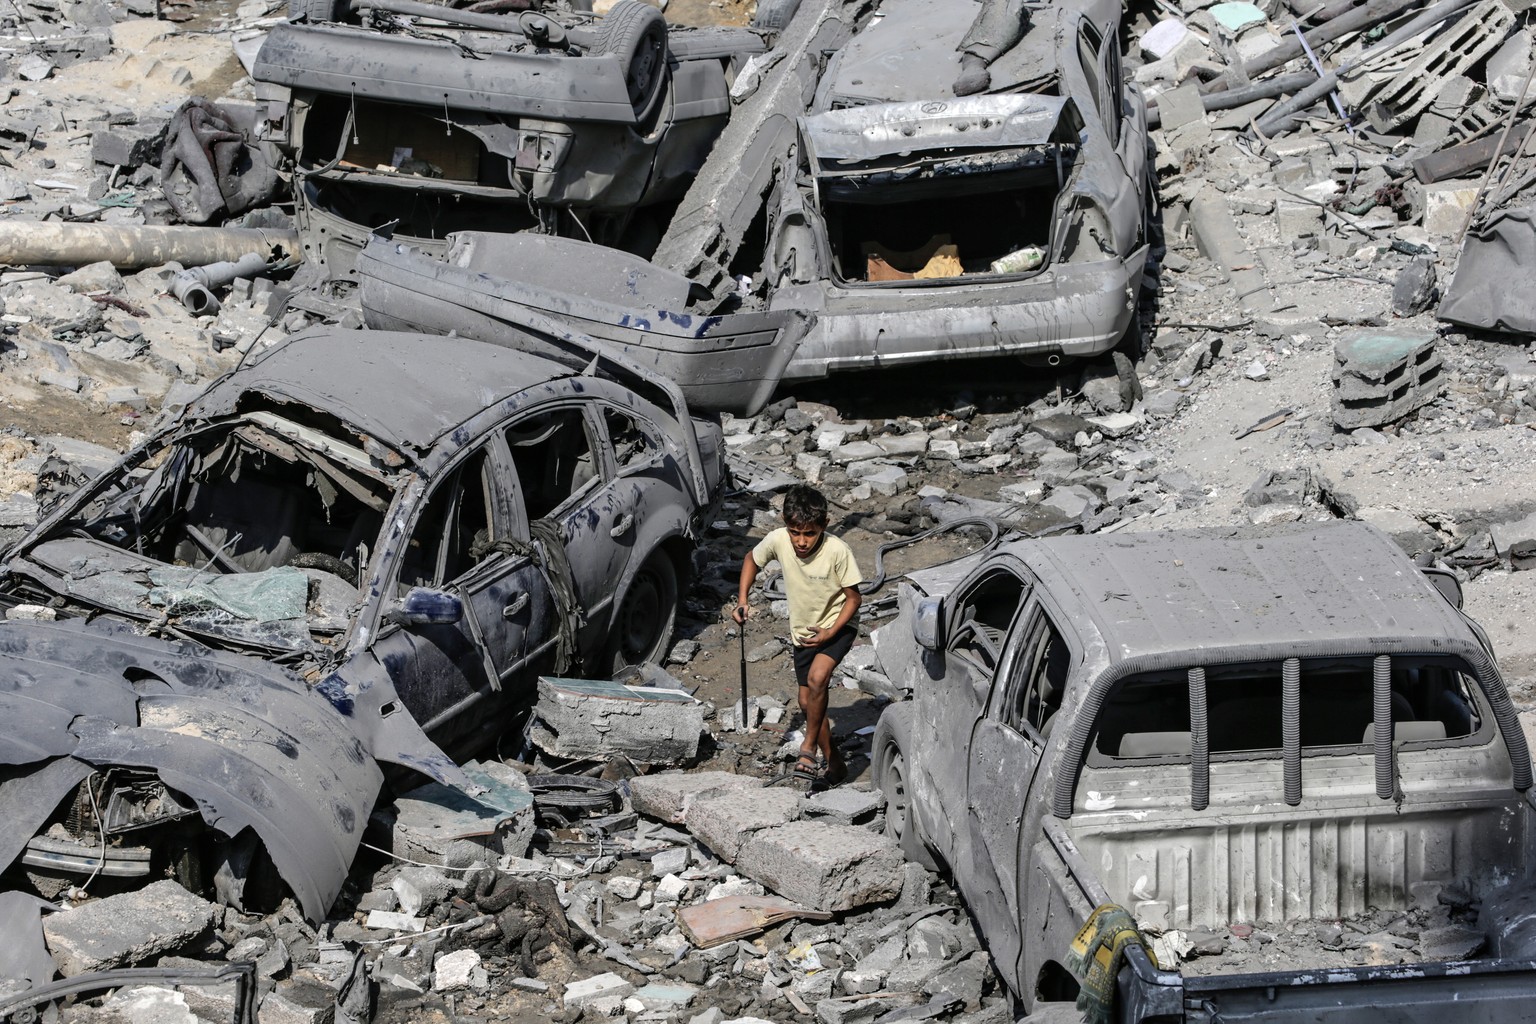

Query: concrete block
1275,199,1323,240
563,972,636,1009
260,976,340,1024
1423,183,1479,237
815,423,868,450
688,787,805,862
1331,330,1444,429
385,758,535,867
997,480,1045,504
629,770,763,824
830,440,885,464
804,787,881,825
860,466,909,497
1491,510,1536,568
433,948,488,991
874,432,929,457
392,866,455,916
1157,82,1205,130
90,120,168,169
530,675,704,763
635,982,699,1009
735,821,904,912
43,880,218,976
1085,412,1142,438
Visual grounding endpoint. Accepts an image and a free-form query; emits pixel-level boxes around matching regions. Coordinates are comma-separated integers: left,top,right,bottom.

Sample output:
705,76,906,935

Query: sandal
767,751,822,789
822,757,848,788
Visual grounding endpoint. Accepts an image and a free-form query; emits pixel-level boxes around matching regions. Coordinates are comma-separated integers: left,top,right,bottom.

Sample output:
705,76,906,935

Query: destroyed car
250,0,767,279
764,0,1153,378
873,522,1536,1021
0,328,724,922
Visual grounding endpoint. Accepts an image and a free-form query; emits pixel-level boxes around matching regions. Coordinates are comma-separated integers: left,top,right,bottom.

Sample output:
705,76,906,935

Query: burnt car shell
764,0,1151,378
0,328,722,922
252,8,765,280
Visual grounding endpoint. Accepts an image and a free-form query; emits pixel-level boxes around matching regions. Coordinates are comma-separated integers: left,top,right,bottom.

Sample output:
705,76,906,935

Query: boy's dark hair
782,484,829,527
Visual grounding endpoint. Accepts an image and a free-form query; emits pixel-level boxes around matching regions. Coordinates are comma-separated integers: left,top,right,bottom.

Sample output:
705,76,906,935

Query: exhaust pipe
1020,349,1066,368
171,251,290,316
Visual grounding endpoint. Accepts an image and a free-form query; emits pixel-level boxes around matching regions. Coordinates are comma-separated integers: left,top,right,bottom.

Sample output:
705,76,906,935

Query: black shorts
792,625,858,687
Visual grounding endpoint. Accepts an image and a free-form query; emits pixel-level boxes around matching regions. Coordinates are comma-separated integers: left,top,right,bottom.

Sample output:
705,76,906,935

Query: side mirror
914,596,944,651
387,587,463,626
1420,566,1463,610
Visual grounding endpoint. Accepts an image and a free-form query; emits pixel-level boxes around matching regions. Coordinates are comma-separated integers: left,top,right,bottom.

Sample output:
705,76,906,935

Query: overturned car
251,0,769,279
0,328,724,921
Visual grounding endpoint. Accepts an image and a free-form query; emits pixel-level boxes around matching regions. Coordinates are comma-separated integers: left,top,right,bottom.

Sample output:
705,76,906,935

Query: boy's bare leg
803,653,844,773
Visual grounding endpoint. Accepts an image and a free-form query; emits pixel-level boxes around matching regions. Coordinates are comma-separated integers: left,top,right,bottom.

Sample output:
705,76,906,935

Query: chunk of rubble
735,821,904,913
629,770,763,824
530,673,705,764
42,879,218,976
377,759,535,868
1331,331,1444,430
688,787,805,862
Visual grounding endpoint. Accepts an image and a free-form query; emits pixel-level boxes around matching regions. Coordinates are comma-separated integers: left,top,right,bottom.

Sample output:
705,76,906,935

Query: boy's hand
799,625,834,646
731,604,751,624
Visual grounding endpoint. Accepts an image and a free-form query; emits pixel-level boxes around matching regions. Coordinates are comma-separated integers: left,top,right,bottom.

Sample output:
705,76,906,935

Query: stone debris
42,880,218,976
1332,331,1445,429
530,673,706,764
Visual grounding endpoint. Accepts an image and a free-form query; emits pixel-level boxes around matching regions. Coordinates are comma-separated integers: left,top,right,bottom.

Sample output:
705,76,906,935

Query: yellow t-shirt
751,528,863,644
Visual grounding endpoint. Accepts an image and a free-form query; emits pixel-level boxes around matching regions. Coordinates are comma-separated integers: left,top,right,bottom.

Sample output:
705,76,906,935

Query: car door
918,564,1031,870
502,402,630,658
370,443,546,749
965,597,1072,988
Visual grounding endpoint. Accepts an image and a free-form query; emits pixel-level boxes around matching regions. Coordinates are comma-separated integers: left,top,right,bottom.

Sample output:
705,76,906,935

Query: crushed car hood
0,617,382,922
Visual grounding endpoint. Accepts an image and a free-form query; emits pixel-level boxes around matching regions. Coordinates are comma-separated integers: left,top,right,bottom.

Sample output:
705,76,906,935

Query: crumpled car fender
0,619,384,922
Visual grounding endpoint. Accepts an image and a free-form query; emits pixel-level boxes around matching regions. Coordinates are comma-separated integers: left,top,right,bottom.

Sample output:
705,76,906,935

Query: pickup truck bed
871,522,1536,1023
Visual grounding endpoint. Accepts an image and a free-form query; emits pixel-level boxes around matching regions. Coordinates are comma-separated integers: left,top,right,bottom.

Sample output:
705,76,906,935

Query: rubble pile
8,0,1536,1020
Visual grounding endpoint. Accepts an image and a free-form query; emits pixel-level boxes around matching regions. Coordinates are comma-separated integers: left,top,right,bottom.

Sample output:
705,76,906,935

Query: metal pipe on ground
170,252,276,316
0,223,302,271
1147,72,1315,129
1216,0,1427,92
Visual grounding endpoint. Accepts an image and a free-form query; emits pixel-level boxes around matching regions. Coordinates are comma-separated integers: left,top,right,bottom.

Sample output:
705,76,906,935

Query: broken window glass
1004,610,1068,740
604,407,662,470
400,449,493,592
505,409,598,523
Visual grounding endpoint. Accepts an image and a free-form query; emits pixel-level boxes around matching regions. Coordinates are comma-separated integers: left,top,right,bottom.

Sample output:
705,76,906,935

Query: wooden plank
675,895,832,948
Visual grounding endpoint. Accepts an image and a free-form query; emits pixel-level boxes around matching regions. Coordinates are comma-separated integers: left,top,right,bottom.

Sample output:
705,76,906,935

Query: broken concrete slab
630,770,764,824
735,821,904,912
804,787,882,825
688,787,805,862
564,972,636,1009
42,879,218,976
380,759,535,868
530,674,705,764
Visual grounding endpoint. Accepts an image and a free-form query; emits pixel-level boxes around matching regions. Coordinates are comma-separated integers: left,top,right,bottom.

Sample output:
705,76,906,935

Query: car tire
874,702,940,872
750,0,801,33
607,548,679,671
592,0,669,123
288,0,347,22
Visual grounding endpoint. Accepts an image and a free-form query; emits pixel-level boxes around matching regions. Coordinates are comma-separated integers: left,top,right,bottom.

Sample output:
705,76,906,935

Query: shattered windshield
13,413,396,654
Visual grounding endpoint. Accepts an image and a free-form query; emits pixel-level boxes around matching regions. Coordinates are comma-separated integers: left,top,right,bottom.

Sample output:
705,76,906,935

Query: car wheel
607,549,678,671
874,703,939,871
288,0,347,22
592,0,669,123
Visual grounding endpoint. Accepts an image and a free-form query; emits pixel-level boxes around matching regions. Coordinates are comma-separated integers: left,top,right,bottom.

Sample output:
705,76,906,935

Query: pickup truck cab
873,522,1536,1022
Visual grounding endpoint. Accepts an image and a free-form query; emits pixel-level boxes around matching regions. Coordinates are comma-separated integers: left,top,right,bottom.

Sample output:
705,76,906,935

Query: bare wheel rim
884,748,909,842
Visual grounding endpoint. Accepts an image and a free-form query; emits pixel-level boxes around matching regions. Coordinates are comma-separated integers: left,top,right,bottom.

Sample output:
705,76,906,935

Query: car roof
1001,522,1472,664
191,328,577,451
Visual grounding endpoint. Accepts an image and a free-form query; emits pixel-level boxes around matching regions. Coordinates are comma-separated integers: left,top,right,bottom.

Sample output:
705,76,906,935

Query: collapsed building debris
530,672,707,764
1331,330,1446,428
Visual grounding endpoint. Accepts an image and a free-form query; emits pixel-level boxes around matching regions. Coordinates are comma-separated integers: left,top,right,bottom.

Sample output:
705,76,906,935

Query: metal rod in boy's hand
738,615,749,733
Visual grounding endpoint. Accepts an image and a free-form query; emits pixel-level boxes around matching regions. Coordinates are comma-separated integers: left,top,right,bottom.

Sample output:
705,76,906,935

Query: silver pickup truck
871,522,1536,1023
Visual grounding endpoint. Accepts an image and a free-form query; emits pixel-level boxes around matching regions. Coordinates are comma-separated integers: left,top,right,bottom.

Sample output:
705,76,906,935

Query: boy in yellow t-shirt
732,485,862,787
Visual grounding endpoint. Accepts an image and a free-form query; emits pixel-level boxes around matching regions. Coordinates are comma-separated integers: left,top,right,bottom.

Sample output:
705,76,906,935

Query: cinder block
1331,331,1444,429
629,770,763,824
735,821,904,912
688,788,805,862
43,880,218,976
89,120,168,169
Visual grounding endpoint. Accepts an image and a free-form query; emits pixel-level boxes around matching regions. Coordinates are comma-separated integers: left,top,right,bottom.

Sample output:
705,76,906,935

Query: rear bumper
774,245,1149,379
